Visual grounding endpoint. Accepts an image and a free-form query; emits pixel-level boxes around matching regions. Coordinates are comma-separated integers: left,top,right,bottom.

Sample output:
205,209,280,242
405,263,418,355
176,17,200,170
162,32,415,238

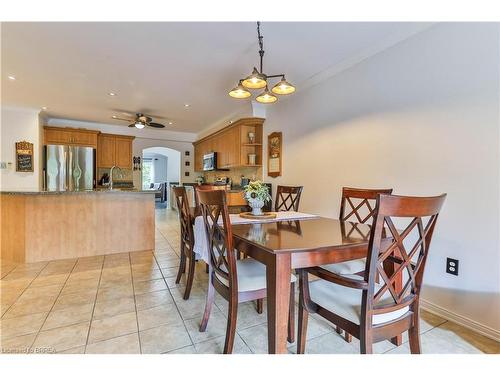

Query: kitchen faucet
109,165,123,190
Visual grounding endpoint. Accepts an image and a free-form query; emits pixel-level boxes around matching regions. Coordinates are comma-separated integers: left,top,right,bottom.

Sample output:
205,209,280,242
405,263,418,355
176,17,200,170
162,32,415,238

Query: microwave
203,152,217,171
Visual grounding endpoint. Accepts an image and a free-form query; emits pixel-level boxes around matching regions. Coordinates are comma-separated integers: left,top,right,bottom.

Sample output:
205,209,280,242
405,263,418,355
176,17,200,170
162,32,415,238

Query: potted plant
244,180,271,216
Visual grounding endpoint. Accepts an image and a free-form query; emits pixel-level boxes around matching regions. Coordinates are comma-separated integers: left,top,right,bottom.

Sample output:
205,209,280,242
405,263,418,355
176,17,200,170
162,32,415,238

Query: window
142,158,154,189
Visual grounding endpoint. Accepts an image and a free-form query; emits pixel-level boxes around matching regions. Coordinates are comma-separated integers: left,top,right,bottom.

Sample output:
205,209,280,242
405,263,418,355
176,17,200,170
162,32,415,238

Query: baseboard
420,298,500,342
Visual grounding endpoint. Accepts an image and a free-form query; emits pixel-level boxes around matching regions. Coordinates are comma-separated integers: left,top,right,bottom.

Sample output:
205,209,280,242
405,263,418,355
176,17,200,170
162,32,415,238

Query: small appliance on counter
240,177,250,188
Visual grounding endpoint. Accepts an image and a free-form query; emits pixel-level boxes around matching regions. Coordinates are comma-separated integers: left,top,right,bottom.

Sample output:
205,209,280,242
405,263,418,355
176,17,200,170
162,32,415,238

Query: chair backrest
194,184,228,208
172,186,194,247
275,185,303,212
363,193,446,324
197,189,237,290
339,187,393,224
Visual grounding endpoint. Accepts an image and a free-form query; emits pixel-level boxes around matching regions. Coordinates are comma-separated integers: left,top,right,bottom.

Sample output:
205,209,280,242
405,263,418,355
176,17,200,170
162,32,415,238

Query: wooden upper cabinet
97,134,134,169
97,135,116,168
193,118,264,172
115,137,133,168
44,126,99,148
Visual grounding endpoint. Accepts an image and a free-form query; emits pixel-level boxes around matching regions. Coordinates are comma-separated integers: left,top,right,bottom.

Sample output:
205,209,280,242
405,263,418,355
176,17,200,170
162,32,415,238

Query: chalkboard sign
16,141,34,172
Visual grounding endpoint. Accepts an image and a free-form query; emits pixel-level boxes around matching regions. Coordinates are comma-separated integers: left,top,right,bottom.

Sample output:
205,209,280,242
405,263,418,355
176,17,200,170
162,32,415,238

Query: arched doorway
142,146,181,208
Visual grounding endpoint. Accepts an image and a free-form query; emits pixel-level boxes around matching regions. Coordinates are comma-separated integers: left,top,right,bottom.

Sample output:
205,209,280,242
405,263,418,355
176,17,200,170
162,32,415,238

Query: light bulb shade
228,83,252,99
242,67,267,89
135,122,145,129
255,88,278,104
271,78,296,95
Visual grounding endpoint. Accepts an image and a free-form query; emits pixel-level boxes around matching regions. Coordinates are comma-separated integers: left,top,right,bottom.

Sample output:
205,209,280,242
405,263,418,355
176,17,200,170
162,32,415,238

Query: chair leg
256,299,264,314
344,332,352,343
175,244,186,284
223,297,238,354
408,308,421,354
199,277,215,332
296,301,308,354
205,263,209,274
360,329,373,354
287,282,295,343
183,255,196,300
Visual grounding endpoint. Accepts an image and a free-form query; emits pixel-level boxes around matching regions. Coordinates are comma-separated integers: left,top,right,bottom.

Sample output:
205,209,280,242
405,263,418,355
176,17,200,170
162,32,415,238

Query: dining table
191,210,402,354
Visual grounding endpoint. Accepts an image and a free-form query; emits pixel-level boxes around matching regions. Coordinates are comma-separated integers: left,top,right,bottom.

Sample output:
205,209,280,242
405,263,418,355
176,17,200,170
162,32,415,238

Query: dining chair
275,185,303,212
172,186,196,300
197,189,297,353
296,193,446,354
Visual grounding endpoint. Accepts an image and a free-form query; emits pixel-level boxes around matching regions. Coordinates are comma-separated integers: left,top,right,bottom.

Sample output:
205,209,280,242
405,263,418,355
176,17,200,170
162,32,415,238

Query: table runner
193,211,319,262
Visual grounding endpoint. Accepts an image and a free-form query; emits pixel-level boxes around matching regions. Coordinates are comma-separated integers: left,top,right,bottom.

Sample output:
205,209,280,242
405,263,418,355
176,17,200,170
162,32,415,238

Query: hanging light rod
229,22,296,103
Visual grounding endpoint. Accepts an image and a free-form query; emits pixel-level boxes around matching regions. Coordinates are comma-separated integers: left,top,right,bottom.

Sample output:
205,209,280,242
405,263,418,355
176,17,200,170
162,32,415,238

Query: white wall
143,146,181,184
263,23,500,335
0,106,42,191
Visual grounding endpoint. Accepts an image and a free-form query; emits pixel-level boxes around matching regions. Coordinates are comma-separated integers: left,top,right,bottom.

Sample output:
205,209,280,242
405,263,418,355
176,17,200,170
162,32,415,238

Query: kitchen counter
0,189,156,195
1,190,155,263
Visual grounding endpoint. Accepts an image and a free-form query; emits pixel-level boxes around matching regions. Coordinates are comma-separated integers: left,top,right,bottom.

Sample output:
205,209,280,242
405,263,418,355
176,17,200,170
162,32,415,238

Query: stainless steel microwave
203,152,217,171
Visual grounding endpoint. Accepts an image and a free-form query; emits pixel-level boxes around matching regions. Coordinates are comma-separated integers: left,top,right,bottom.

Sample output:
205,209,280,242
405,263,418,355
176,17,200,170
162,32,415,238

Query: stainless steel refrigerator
43,145,95,191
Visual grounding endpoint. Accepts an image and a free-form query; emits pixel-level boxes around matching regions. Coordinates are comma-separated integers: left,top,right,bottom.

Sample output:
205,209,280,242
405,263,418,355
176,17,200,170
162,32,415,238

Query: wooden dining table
231,217,401,354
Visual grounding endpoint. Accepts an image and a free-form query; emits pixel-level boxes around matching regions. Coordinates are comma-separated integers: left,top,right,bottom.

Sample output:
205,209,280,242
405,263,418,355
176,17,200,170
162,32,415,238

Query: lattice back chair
340,187,394,224
275,185,303,212
297,193,446,354
173,186,196,300
198,189,297,353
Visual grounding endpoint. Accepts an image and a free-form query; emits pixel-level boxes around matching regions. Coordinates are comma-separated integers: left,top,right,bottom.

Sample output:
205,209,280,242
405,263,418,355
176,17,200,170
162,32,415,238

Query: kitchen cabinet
44,126,99,148
193,117,264,171
97,133,134,169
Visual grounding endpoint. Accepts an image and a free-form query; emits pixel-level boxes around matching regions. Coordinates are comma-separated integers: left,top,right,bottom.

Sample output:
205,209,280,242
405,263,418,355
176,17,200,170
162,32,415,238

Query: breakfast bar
0,190,155,263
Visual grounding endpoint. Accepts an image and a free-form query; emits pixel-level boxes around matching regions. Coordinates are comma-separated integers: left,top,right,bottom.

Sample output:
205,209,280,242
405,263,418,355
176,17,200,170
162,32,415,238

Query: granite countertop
1,189,156,195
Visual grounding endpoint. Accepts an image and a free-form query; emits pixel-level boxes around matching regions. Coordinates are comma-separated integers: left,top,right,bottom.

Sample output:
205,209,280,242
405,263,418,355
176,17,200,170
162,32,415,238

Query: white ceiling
1,22,431,134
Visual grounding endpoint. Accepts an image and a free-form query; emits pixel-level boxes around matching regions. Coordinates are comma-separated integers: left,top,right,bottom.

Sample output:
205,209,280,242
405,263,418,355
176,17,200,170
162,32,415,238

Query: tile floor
1,208,499,354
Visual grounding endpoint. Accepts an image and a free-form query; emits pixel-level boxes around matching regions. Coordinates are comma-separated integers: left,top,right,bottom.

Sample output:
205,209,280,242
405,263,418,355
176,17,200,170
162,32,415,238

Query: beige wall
263,23,500,337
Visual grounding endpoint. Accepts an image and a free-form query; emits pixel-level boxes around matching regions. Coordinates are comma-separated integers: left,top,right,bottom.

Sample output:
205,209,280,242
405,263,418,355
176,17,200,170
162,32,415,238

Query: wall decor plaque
267,132,282,178
16,141,34,172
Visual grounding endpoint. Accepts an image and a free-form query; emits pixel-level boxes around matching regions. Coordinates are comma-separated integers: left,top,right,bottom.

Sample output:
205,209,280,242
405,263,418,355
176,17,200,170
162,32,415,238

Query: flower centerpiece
244,180,271,216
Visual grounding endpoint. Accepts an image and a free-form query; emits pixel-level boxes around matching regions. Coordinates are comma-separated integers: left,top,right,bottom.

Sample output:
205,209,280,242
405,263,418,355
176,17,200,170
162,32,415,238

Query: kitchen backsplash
201,166,263,184
97,168,133,184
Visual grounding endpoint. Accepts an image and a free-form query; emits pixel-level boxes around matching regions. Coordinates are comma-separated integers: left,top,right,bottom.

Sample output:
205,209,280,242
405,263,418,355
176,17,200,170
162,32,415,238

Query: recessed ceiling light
8,75,16,80
112,115,117,119
229,120,234,124
184,104,190,108
168,122,173,125
41,106,48,110
108,92,116,96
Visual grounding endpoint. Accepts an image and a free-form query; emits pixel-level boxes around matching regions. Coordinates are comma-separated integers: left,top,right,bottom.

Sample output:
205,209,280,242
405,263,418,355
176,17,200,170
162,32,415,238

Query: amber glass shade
255,88,278,104
242,67,267,89
228,83,252,99
271,78,296,95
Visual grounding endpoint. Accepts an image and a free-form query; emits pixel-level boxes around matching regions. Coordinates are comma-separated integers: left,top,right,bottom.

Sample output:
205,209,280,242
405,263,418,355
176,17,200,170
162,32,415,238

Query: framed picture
267,132,282,178
16,141,34,172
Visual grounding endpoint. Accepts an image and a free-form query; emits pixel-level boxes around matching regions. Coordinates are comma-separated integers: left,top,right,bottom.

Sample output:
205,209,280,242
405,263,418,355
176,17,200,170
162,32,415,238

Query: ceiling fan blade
147,122,165,129
114,116,133,122
128,123,136,127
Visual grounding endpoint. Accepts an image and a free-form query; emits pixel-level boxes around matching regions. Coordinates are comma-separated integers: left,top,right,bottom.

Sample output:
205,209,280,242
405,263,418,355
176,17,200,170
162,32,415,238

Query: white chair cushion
215,258,297,292
320,259,366,275
309,276,409,325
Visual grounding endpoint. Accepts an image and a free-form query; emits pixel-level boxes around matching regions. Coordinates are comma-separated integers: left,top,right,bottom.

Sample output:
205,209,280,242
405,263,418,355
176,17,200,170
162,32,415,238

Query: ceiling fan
112,113,166,129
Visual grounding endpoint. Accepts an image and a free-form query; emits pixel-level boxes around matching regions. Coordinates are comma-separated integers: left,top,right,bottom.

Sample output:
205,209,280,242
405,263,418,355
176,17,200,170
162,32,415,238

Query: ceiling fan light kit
114,113,167,129
229,21,296,104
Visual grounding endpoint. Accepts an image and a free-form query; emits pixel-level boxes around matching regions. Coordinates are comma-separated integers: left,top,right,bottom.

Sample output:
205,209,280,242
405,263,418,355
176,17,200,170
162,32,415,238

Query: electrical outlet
0,161,7,169
446,257,459,276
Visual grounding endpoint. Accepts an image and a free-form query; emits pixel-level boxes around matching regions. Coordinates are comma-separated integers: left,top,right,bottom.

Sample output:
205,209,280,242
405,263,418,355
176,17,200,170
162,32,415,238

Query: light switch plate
0,162,7,169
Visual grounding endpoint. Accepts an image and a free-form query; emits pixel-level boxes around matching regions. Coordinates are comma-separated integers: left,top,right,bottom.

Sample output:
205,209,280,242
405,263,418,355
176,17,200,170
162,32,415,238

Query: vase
247,197,265,216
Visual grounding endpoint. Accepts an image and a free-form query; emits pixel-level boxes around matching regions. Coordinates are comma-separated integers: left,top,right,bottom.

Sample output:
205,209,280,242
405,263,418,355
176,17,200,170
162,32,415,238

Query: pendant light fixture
228,22,296,104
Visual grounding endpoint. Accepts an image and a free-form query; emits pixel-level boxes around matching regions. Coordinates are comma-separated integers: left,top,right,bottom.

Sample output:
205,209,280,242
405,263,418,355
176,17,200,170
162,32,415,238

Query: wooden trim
43,126,101,135
99,133,135,140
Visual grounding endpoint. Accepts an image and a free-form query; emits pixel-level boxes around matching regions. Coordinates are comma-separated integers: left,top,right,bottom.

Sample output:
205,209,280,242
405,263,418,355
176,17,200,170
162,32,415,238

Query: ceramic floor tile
135,289,174,311
30,274,68,288
139,322,192,354
3,295,57,318
53,290,97,311
174,296,211,320
184,309,228,344
194,334,252,354
85,332,141,354
57,345,86,354
165,345,197,354
131,269,164,283
288,332,359,354
42,303,94,331
88,311,138,344
96,285,134,301
93,296,136,320
137,304,183,331
133,278,168,295
33,322,90,353
1,312,48,339
1,333,37,354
